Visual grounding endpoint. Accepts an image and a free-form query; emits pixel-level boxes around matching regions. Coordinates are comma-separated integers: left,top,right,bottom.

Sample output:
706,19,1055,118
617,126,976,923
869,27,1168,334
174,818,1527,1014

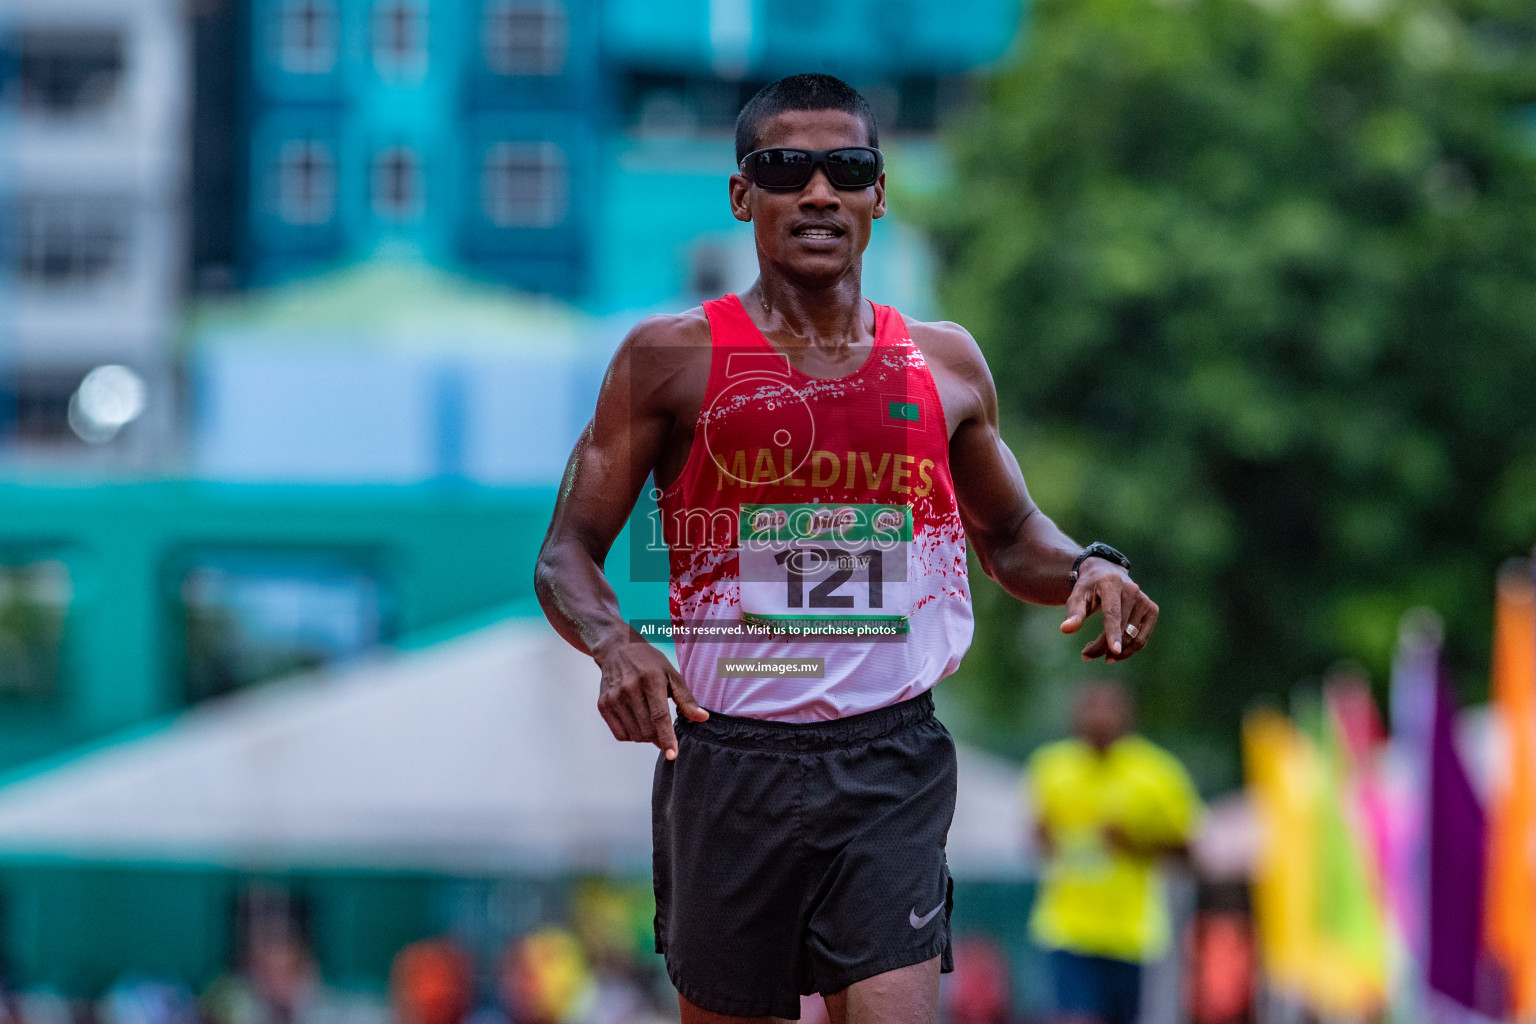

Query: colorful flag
1327,674,1393,914
1309,695,1389,1017
1428,662,1488,1010
1244,709,1320,1001
1389,616,1439,970
1484,568,1536,1020
1244,703,1386,1018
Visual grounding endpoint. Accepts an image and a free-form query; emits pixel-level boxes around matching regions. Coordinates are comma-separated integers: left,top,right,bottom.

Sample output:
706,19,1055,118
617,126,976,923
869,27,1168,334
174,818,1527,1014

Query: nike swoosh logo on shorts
909,902,944,928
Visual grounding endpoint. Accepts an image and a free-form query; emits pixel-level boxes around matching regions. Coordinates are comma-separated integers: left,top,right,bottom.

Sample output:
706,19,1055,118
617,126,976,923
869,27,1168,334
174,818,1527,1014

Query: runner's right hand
593,640,709,759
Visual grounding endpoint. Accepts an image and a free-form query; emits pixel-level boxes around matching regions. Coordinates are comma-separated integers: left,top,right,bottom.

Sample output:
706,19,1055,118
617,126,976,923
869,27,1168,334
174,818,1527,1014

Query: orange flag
1485,566,1536,1019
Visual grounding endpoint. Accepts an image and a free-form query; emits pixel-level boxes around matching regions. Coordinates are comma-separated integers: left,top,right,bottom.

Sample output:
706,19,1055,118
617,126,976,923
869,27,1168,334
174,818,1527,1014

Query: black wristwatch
1070,542,1130,583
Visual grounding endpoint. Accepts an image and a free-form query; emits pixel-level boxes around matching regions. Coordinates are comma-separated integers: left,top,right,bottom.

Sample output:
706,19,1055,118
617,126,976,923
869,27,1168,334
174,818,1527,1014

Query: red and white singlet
654,294,973,722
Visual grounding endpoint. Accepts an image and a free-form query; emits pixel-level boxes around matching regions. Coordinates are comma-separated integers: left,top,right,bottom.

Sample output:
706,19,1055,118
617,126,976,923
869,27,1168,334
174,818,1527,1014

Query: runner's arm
936,324,1159,662
535,318,709,755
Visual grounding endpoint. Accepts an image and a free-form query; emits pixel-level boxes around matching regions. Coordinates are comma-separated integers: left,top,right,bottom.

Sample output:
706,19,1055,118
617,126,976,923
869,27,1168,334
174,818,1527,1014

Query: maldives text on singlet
654,295,973,722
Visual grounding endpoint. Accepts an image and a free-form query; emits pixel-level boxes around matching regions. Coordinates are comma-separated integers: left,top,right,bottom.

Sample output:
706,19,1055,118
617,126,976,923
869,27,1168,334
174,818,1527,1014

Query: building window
16,198,129,287
6,366,146,447
19,30,126,117
0,558,71,703
178,556,391,704
481,142,566,228
483,1,566,76
12,369,83,445
277,0,338,74
276,140,337,225
371,147,422,220
372,1,427,78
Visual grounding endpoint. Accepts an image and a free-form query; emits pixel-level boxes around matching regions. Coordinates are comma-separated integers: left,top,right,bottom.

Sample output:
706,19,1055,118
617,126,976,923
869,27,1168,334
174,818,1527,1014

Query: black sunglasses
739,147,884,191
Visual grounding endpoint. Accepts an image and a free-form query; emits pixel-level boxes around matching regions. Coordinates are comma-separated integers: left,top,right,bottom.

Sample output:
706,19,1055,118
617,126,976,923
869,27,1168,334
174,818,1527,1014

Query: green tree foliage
924,0,1536,778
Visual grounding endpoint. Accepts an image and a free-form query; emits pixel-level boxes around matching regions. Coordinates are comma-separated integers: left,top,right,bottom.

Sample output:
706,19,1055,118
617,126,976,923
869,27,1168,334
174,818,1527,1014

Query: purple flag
1391,624,1436,968
1427,664,1487,1009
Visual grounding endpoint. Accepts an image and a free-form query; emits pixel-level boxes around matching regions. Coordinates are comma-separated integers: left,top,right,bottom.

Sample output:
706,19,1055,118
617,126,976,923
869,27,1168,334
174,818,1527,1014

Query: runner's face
730,109,886,283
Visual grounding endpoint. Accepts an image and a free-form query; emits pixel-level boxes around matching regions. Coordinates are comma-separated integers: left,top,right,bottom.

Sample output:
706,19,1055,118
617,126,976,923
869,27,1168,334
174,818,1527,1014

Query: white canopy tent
0,622,1030,878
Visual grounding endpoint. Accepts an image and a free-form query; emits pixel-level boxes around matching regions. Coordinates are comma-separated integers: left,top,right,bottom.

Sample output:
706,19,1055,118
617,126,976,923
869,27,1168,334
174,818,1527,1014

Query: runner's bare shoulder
903,316,994,402
611,307,714,408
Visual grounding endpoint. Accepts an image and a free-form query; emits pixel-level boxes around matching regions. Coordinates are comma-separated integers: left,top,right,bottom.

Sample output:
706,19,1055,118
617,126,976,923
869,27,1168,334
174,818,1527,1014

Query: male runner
535,74,1159,1024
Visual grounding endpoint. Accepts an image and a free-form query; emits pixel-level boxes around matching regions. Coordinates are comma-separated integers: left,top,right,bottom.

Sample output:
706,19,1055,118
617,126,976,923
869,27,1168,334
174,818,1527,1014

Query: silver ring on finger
1124,623,1140,639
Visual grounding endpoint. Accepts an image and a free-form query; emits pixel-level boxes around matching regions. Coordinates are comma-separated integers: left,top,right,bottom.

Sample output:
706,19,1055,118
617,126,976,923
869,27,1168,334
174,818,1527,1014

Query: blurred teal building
241,0,601,293
0,0,1030,780
221,0,1024,307
0,0,1037,998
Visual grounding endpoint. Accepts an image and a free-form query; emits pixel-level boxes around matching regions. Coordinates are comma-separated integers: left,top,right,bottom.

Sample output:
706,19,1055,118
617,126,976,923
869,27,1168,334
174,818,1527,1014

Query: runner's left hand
1059,561,1157,663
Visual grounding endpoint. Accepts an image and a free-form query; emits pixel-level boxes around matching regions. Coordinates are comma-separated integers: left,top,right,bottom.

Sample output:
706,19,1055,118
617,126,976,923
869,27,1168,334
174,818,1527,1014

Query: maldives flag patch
887,400,920,424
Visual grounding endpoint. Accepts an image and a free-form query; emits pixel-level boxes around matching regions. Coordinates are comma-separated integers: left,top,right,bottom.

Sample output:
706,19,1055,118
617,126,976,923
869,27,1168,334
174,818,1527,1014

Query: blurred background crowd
0,879,684,1024
0,0,1534,1021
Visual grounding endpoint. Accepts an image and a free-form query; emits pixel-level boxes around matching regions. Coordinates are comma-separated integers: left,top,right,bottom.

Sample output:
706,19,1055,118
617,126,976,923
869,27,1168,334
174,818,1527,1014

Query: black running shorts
652,692,957,1019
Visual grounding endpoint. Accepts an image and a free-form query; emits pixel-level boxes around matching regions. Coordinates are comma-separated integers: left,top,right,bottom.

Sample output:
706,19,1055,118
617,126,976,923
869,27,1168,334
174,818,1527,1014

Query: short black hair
734,74,879,165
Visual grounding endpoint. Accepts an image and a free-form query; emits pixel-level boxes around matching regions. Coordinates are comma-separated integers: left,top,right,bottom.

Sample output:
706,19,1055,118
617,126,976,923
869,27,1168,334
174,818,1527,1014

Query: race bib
738,503,911,632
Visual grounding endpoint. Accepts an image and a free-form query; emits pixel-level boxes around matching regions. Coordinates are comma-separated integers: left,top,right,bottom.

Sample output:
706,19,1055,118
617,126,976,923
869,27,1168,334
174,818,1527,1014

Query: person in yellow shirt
1025,680,1202,1024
